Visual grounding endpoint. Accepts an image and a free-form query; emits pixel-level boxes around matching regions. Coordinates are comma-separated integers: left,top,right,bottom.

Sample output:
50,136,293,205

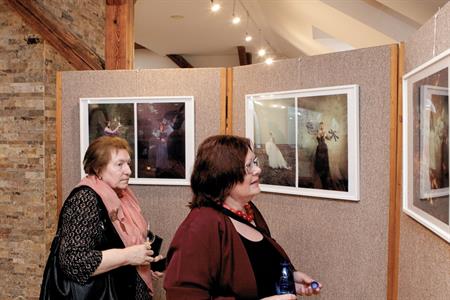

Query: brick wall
0,0,104,298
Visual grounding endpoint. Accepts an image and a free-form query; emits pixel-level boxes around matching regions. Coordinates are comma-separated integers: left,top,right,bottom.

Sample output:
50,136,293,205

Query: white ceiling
135,0,448,62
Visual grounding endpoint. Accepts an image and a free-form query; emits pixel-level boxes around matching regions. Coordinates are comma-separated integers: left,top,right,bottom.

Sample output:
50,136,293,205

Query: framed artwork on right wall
245,84,360,201
403,48,450,243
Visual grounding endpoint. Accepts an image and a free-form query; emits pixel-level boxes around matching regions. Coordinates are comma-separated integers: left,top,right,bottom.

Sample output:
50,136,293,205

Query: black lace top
58,186,150,300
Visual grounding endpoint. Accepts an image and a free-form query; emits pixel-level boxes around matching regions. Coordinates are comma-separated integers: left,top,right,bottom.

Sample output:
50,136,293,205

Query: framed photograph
419,85,449,199
80,96,195,185
246,84,359,201
403,48,450,242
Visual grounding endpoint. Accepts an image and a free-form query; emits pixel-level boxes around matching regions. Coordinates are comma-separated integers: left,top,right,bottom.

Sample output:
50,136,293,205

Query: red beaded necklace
223,203,254,223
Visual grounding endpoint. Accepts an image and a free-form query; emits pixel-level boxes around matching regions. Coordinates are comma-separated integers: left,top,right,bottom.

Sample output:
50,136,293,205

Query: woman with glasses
164,135,321,299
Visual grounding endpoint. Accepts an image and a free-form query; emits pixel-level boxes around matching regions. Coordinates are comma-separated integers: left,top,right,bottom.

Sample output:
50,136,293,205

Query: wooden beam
220,69,227,135
167,54,193,68
6,0,104,70
134,42,146,49
246,52,252,65
386,43,401,300
56,72,63,214
237,46,248,65
105,0,134,70
226,67,233,134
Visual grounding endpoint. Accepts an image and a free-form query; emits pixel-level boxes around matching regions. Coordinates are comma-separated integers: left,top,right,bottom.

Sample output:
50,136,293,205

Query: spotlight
211,0,220,12
258,48,266,57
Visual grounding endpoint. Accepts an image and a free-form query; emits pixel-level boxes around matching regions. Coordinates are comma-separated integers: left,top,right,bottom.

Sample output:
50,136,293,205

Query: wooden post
386,43,402,300
105,0,134,69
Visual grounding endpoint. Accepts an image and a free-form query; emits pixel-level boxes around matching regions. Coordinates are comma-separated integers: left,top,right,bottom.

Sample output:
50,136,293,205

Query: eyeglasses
245,157,259,174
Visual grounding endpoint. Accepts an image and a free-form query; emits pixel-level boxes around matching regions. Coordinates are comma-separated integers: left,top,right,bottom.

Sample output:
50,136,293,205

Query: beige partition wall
399,3,450,300
232,45,396,299
58,68,225,299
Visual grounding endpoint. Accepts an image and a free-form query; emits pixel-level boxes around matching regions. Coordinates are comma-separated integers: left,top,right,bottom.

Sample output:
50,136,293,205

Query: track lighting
210,0,220,12
231,0,240,24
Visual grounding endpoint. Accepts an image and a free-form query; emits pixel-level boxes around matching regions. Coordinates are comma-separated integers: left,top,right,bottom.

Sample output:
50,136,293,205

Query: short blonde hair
83,136,132,176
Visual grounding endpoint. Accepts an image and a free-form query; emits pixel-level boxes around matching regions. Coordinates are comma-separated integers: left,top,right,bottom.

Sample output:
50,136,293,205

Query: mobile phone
147,229,163,257
150,235,163,257
152,257,167,272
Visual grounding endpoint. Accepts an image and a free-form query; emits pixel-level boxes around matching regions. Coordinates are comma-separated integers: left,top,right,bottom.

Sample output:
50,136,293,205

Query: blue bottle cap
310,281,319,289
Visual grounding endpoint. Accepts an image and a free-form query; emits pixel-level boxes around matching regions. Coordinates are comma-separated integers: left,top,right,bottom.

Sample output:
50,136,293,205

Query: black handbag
39,187,122,300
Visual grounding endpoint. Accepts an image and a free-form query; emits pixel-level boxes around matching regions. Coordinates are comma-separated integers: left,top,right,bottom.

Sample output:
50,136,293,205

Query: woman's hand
293,271,322,296
261,295,296,300
151,271,164,280
124,241,154,266
93,242,154,276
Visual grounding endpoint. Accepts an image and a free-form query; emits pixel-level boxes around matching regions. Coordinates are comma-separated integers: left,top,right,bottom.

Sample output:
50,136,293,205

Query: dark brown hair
83,136,132,176
189,135,252,208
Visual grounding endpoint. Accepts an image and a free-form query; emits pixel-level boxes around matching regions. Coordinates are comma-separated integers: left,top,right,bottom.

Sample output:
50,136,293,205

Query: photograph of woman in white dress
251,98,296,187
265,132,290,169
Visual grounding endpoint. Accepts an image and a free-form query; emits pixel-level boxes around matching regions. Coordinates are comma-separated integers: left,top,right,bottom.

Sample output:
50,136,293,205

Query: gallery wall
399,3,450,300
59,68,225,299
58,8,450,296
231,45,396,299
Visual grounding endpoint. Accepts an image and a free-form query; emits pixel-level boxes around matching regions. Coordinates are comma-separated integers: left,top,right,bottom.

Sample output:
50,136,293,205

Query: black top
239,235,285,298
59,186,150,300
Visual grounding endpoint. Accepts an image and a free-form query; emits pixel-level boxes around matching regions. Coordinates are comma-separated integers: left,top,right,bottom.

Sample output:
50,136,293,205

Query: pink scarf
78,176,153,295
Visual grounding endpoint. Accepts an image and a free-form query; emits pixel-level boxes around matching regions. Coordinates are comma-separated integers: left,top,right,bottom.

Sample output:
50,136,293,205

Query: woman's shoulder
187,206,223,222
180,206,228,232
63,186,99,210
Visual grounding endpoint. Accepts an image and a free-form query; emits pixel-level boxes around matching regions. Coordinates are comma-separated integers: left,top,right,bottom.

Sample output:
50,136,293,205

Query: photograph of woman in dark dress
297,94,348,192
314,121,333,190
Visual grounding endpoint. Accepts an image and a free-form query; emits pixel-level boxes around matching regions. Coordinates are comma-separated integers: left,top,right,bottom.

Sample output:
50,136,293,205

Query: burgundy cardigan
163,203,291,300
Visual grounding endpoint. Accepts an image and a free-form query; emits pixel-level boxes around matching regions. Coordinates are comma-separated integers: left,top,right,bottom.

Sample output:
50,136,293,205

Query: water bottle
275,261,295,295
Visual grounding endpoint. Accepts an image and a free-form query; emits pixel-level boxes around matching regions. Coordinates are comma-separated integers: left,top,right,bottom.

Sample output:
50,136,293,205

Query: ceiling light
231,0,240,24
258,48,266,57
210,0,221,12
265,57,274,65
245,33,252,42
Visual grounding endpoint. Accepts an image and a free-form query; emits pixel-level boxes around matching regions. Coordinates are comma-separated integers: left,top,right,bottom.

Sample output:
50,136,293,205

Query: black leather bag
39,228,121,300
39,187,120,300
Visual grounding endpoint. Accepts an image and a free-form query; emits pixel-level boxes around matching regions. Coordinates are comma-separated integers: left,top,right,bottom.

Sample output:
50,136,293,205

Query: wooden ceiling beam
105,0,134,70
167,54,193,68
237,46,252,65
237,46,248,66
6,0,104,70
134,42,146,49
246,52,252,65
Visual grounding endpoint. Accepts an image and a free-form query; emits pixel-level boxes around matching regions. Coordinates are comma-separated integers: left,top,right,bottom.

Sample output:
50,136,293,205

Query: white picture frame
80,96,195,186
403,48,450,243
245,84,360,201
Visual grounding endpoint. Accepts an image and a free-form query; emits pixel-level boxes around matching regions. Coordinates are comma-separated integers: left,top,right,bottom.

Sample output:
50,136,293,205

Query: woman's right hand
125,241,154,266
261,295,296,300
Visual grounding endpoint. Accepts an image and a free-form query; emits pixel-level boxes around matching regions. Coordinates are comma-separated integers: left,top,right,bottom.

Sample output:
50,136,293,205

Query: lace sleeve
58,187,103,283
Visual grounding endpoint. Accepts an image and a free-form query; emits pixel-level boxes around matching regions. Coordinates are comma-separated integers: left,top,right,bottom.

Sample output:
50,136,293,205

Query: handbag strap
215,202,294,269
218,205,270,236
